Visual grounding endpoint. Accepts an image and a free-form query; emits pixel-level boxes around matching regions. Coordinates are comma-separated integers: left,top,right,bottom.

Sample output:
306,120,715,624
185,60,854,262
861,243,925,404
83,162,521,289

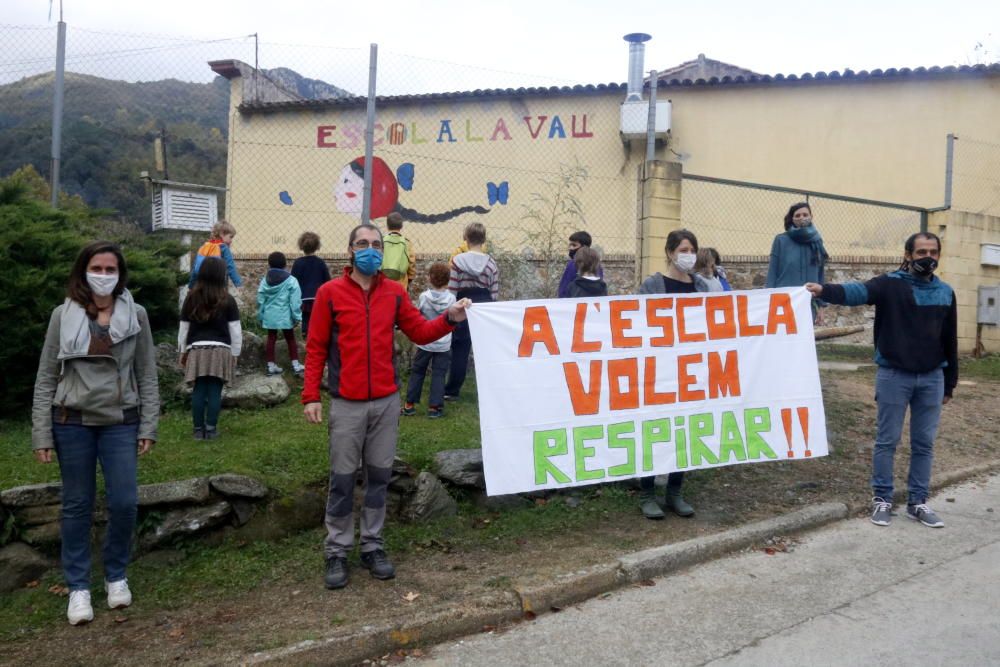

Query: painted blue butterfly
278,191,293,206
487,181,509,206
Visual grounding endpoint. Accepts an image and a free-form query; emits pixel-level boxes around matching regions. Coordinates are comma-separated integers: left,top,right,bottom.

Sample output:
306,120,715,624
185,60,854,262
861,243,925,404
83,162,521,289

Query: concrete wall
933,210,1000,353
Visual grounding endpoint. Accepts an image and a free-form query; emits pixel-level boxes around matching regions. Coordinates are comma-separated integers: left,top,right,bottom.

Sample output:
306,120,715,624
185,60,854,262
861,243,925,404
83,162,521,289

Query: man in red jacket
303,224,470,590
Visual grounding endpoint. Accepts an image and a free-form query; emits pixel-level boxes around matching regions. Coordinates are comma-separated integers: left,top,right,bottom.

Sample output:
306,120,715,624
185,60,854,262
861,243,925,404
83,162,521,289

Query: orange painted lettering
643,356,676,405
610,300,642,348
646,298,674,347
707,350,742,398
705,295,737,340
517,306,560,357
678,353,706,402
563,360,602,415
766,293,798,335
571,303,602,353
737,295,765,337
608,358,640,411
677,297,706,343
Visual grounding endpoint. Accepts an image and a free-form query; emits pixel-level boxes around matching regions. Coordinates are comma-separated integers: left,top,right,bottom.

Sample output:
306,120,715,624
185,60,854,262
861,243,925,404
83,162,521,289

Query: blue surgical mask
353,247,383,276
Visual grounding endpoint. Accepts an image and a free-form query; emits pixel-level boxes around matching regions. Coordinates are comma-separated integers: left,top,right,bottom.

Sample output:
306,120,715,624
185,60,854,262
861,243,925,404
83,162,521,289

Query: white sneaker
106,578,132,609
291,360,305,376
67,590,94,625
266,362,283,375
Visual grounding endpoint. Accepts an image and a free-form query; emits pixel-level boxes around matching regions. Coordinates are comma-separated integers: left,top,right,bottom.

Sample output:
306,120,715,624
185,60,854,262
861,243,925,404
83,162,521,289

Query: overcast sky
3,0,997,91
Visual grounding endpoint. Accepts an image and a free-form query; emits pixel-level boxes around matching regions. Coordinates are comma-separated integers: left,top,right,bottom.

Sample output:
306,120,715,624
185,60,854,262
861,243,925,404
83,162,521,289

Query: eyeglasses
351,239,383,250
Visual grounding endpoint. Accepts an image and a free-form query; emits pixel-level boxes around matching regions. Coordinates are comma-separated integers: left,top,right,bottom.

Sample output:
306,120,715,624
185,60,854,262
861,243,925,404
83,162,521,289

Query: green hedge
0,169,185,417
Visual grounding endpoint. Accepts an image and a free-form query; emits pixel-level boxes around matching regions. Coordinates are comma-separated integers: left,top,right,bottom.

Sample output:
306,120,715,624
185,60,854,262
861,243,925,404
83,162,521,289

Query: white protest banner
467,287,827,496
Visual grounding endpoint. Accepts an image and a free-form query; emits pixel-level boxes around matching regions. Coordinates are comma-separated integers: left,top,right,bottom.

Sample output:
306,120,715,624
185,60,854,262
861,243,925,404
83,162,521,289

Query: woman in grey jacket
31,241,159,626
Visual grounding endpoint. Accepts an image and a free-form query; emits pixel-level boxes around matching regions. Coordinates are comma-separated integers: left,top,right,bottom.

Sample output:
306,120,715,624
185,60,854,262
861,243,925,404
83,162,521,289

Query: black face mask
911,256,938,275
568,248,578,259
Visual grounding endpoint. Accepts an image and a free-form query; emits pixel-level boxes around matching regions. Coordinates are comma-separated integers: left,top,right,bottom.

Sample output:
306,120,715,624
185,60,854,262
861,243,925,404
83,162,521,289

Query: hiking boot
639,493,665,520
427,406,444,419
192,427,205,441
105,578,132,609
665,492,695,517
324,557,349,589
360,549,396,580
870,497,893,526
401,403,417,417
266,362,283,376
907,503,944,528
67,590,93,626
291,360,305,377
204,425,219,440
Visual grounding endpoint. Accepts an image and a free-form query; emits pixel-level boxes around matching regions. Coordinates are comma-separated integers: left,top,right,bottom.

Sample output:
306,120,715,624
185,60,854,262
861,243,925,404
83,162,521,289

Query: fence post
943,133,955,209
49,17,67,208
637,160,683,281
361,43,378,225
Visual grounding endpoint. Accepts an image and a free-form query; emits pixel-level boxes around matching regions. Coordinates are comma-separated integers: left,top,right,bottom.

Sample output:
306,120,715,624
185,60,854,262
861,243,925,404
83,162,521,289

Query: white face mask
673,252,697,273
86,272,118,297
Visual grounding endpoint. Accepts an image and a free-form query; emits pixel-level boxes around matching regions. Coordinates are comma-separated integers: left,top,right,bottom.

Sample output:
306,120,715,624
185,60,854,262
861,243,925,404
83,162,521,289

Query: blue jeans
872,367,944,505
52,422,139,591
406,348,451,407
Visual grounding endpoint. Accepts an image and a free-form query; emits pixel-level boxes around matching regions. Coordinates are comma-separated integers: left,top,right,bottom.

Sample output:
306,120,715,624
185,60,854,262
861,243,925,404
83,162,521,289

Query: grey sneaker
204,425,219,440
192,427,205,440
907,503,944,528
639,493,665,520
870,497,892,526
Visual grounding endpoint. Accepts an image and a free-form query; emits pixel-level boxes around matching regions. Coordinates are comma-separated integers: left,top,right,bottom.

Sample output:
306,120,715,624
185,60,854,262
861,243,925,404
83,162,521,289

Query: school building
207,54,1000,352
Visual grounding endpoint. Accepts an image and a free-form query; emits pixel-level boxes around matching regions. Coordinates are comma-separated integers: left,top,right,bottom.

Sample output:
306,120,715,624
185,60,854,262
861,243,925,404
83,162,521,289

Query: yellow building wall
225,92,638,257
221,71,1000,260
933,210,1000,354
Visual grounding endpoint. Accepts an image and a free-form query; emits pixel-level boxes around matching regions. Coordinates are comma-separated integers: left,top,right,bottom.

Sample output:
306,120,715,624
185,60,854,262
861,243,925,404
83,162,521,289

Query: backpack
381,234,410,280
190,240,224,282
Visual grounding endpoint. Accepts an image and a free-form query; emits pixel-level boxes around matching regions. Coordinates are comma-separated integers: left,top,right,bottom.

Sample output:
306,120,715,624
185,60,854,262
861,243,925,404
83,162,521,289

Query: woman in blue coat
766,202,829,323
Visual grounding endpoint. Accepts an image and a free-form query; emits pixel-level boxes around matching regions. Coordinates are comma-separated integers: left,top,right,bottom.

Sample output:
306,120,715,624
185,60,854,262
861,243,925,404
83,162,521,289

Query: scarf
58,289,141,360
787,225,829,266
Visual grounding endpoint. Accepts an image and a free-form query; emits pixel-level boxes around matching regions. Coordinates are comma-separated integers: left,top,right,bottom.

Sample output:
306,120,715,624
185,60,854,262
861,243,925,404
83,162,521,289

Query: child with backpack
179,256,242,440
402,262,456,418
290,231,331,338
382,212,416,291
257,251,304,376
188,221,242,289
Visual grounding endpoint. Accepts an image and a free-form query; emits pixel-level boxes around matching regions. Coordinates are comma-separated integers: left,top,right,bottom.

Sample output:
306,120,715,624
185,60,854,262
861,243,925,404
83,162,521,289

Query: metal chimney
623,33,652,102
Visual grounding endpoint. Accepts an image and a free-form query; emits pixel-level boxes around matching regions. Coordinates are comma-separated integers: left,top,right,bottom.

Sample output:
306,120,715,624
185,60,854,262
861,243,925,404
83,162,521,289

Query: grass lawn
0,377,482,493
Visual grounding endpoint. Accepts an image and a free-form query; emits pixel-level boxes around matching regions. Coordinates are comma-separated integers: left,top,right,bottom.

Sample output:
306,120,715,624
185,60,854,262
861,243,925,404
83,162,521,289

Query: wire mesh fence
1,21,949,285
682,175,925,259
951,136,1000,217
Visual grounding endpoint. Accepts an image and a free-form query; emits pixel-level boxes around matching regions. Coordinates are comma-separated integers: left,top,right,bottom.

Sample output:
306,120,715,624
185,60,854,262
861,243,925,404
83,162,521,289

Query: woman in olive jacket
32,240,159,626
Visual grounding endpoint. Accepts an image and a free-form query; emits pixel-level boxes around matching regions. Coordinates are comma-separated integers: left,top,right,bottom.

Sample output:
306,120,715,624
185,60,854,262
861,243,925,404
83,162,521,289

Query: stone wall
0,475,269,592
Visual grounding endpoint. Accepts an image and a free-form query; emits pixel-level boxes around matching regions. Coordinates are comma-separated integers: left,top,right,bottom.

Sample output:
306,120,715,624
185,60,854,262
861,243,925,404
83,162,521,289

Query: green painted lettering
533,429,572,485
745,408,777,460
573,425,606,482
718,411,748,462
607,421,636,477
641,418,670,472
689,413,719,466
674,416,688,469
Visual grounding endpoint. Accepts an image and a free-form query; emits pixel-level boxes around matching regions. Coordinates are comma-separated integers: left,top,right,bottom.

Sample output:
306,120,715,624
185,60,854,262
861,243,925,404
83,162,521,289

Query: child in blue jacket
257,251,303,376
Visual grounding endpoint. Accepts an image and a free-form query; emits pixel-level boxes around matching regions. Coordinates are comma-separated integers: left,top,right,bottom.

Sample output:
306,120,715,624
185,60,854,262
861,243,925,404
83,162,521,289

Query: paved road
417,474,1000,667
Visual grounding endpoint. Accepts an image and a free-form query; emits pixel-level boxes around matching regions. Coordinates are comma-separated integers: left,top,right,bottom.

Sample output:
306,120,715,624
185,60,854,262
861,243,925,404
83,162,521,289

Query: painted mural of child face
334,164,364,215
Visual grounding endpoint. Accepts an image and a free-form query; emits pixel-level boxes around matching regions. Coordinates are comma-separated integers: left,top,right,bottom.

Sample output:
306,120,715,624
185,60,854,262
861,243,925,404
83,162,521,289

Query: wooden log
814,325,865,341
